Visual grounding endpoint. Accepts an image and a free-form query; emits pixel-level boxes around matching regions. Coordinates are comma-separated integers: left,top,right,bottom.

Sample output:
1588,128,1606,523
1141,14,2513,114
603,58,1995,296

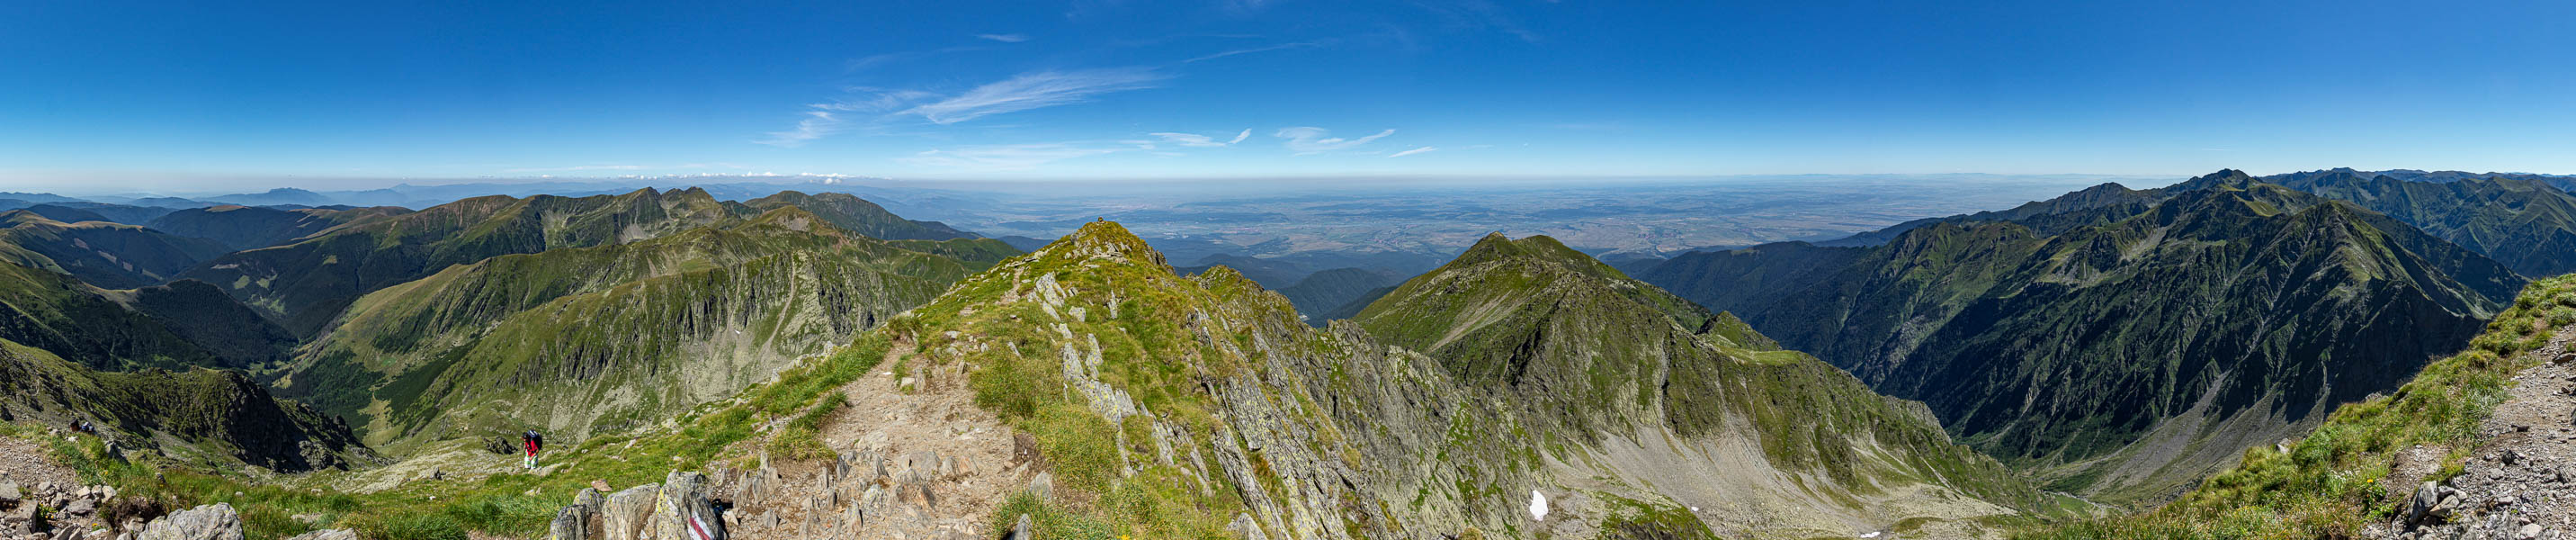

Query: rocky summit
547,220,2054,539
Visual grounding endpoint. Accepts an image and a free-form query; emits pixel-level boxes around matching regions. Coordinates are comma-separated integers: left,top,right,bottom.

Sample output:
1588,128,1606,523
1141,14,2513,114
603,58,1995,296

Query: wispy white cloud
1185,41,1320,63
813,88,942,113
762,68,1165,145
1149,129,1252,148
976,33,1030,42
758,111,845,147
1389,146,1437,158
903,68,1167,124
1275,127,1396,153
900,142,1131,170
502,164,651,173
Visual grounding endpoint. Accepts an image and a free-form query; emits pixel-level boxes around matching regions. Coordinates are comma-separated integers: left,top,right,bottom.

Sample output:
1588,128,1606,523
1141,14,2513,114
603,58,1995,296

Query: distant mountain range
1636,169,2532,502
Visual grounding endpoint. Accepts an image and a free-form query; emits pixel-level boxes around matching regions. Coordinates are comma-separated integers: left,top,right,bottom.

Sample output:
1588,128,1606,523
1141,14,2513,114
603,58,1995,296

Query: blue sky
2,1,2572,192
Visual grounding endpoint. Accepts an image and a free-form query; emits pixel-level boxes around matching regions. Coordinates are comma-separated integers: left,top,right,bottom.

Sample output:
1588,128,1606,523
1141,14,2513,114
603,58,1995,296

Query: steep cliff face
1639,178,2521,502
812,221,2045,539
279,207,1015,451
0,337,373,472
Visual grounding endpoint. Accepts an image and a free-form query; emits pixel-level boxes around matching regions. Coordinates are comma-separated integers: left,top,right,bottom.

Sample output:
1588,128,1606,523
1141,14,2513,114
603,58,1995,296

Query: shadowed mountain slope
0,259,288,372
1638,176,2521,502
1273,266,1400,323
148,204,414,251
0,337,373,472
0,210,232,289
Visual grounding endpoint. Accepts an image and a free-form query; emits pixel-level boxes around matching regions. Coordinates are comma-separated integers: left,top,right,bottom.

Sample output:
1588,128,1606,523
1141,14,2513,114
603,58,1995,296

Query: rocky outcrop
647,472,723,540
547,488,600,540
547,472,729,540
134,503,242,540
599,484,659,540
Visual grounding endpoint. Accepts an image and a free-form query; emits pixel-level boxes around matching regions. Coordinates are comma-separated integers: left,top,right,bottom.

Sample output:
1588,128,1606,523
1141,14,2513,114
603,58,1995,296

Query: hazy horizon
8,1,2574,193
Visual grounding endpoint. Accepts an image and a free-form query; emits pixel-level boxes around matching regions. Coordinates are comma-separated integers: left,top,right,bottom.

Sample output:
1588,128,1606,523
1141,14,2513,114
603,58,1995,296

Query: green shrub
987,491,1113,540
345,510,469,540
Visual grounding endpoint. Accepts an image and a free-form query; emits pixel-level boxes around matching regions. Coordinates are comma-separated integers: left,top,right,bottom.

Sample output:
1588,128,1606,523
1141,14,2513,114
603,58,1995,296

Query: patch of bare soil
2374,328,2576,540
711,356,1035,540
0,430,111,539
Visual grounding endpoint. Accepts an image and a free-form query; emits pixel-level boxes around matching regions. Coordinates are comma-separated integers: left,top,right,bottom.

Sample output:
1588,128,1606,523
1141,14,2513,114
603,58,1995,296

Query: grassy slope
1357,233,2037,510
279,207,1013,451
148,204,414,252
2026,274,2576,539
743,190,979,241
0,258,242,371
177,188,749,337
0,210,232,289
0,338,371,472
1641,181,2523,503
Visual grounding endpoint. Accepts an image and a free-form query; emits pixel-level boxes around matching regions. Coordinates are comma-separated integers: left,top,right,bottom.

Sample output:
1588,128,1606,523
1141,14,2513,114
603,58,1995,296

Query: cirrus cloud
904,68,1167,124
1275,127,1396,154
759,68,1167,145
1149,129,1251,148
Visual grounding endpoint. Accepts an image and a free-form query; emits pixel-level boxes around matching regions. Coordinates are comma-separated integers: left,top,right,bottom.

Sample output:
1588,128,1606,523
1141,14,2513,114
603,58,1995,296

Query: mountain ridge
1636,174,2521,502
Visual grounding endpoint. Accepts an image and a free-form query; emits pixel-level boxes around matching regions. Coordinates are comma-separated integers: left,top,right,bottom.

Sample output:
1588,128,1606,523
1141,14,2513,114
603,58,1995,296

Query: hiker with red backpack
523,430,543,470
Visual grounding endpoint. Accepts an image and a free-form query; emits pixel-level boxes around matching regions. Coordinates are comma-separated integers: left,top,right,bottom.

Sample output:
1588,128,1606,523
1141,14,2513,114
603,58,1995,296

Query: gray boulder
1027,472,1053,501
647,471,724,540
135,503,244,540
547,488,603,540
2403,482,2459,527
1227,512,1269,540
548,505,592,540
601,483,660,540
904,451,940,484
